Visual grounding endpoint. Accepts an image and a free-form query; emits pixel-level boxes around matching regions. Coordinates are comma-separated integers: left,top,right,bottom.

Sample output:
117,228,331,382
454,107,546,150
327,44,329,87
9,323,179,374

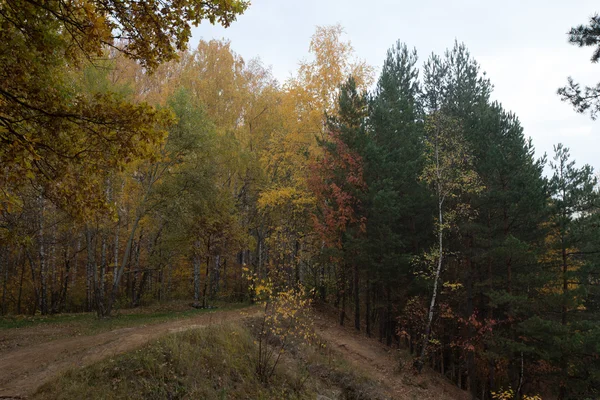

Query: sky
191,0,600,174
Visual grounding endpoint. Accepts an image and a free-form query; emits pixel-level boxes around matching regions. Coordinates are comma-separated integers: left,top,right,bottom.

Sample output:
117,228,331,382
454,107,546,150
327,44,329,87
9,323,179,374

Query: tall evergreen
421,41,550,397
312,77,370,329
475,103,549,397
523,144,600,399
367,41,431,342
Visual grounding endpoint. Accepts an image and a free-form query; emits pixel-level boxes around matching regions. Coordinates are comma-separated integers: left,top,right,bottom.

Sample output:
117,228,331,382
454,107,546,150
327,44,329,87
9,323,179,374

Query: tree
367,41,430,341
416,112,482,370
542,144,600,399
286,24,374,138
151,88,221,306
257,25,374,299
0,0,248,216
418,43,548,396
558,13,600,119
103,88,218,316
309,77,369,328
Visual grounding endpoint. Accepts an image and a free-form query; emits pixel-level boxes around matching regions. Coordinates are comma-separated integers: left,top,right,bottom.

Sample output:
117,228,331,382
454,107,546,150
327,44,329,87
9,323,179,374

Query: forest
0,1,599,400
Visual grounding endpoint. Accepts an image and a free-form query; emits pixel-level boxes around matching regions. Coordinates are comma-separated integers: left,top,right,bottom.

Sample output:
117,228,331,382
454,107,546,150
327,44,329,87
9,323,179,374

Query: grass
35,322,312,400
33,318,389,400
0,312,96,330
0,301,249,333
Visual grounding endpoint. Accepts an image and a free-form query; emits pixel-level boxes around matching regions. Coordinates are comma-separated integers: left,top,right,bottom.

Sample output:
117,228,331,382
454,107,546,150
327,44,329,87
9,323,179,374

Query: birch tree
417,112,482,370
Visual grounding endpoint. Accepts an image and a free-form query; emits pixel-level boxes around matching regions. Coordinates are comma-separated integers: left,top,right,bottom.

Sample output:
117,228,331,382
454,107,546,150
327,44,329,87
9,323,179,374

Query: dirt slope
0,308,260,398
314,312,469,400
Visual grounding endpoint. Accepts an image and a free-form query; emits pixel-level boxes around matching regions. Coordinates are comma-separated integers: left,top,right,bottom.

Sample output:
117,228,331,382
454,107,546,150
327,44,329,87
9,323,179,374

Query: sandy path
0,307,259,398
314,313,469,400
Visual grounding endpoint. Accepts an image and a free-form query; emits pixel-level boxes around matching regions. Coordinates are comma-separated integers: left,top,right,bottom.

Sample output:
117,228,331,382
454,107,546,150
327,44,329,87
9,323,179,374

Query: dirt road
0,307,259,398
314,313,468,400
1,306,467,400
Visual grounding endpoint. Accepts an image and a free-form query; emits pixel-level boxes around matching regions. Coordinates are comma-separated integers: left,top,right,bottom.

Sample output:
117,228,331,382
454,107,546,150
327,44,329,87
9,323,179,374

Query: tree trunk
17,253,25,314
386,284,393,346
0,249,7,315
366,278,371,337
193,250,201,302
354,264,360,331
85,227,96,312
212,254,220,299
37,196,49,315
49,225,57,313
95,234,107,316
561,237,568,326
105,211,143,316
131,233,142,307
158,268,163,302
26,251,39,315
558,234,568,400
202,241,211,308
466,255,476,399
257,237,262,278
294,240,300,285
105,166,156,317
134,270,150,306
114,220,119,287
59,252,71,314
419,197,444,370
72,237,80,291
222,258,227,293
339,268,346,326
379,301,385,343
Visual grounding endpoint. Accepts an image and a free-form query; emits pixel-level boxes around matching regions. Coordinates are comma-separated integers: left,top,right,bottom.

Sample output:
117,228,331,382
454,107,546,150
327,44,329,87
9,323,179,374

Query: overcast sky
191,0,599,174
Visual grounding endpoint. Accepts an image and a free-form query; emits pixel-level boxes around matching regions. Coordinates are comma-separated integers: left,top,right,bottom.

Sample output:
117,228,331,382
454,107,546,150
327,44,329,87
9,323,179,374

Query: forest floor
0,304,468,399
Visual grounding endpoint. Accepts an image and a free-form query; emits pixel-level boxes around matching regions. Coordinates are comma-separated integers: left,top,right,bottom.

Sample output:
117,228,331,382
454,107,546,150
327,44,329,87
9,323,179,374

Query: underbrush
34,318,389,400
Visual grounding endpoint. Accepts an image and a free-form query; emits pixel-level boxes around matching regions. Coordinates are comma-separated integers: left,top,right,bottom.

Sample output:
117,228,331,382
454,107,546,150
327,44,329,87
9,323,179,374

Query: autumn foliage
309,128,367,249
1,4,599,399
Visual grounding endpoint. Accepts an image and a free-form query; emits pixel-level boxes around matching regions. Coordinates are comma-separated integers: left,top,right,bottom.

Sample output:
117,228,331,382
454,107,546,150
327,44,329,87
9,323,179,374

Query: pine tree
366,41,431,342
558,13,600,119
422,42,550,396
541,144,599,399
310,77,369,328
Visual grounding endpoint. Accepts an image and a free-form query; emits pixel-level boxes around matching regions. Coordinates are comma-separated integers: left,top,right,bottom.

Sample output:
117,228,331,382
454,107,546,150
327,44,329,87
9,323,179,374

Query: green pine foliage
315,39,599,400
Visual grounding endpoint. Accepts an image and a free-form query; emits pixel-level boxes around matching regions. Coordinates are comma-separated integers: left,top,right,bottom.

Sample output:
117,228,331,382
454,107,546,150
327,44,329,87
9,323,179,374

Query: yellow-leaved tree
257,25,375,290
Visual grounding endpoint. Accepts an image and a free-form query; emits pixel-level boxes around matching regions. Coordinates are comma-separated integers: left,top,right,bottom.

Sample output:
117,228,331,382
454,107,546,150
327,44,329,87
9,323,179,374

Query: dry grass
33,318,389,400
